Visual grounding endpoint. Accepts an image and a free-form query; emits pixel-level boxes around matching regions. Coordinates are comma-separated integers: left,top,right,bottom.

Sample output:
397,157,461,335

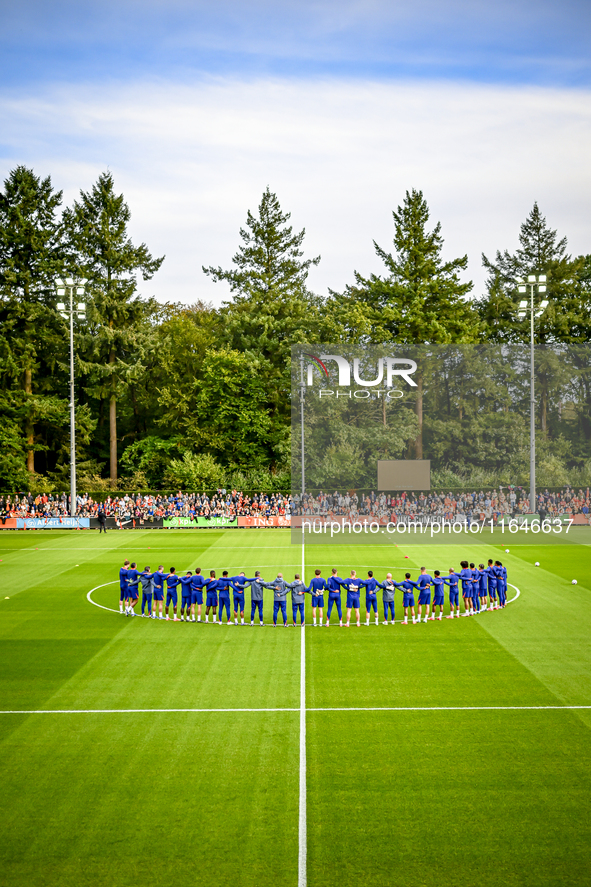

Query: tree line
1,165,590,493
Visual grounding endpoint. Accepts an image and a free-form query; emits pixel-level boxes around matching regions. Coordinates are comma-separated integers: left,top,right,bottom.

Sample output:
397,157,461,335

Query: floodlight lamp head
57,302,65,310
538,285,546,293
519,300,528,309
527,275,536,283
538,274,547,283
540,300,549,309
515,277,524,284
65,277,74,286
518,285,527,294
518,311,527,318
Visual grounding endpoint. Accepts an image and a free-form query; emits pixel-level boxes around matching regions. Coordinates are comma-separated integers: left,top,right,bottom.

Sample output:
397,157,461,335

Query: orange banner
238,515,291,527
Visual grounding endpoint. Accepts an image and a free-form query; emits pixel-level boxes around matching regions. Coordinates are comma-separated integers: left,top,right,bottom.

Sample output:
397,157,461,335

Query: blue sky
2,0,590,86
1,1,590,304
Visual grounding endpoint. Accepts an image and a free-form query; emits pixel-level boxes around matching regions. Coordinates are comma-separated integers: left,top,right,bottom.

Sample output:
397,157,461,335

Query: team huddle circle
109,558,512,626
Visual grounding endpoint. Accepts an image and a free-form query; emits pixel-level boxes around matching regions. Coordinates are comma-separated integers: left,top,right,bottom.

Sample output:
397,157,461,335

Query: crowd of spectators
0,490,292,521
294,486,591,523
1,485,589,523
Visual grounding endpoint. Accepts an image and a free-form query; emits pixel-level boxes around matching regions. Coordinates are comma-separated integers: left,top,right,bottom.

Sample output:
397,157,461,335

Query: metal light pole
56,278,87,517
516,274,549,515
299,353,306,498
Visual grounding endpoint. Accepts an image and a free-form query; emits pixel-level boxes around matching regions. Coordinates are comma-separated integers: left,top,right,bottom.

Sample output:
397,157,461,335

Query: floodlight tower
56,278,87,517
516,274,549,515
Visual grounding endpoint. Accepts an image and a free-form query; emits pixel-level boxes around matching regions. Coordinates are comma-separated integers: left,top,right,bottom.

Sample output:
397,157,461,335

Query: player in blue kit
126,562,140,617
459,561,474,616
416,567,434,623
361,571,380,626
190,568,207,622
308,569,327,626
339,570,362,627
470,563,481,613
179,571,193,621
119,559,130,614
431,570,445,621
325,569,344,627
486,559,498,609
152,566,165,619
205,570,218,622
495,561,507,607
165,568,181,621
398,573,419,625
477,565,488,611
229,573,257,625
217,571,233,624
442,568,460,619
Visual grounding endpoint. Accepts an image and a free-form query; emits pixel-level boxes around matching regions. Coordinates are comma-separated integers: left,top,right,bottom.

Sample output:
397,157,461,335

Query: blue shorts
166,590,177,606
182,595,191,609
233,593,245,611
449,591,459,606
346,592,361,609
403,592,415,608
418,591,431,605
366,596,377,612
433,594,444,606
479,588,488,597
206,592,218,607
311,595,325,607
192,590,203,605
129,588,139,600
462,589,472,598
153,588,164,601
120,586,127,601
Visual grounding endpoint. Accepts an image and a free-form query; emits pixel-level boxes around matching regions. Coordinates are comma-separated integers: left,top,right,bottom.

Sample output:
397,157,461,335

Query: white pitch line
1,705,589,715
308,705,591,712
299,535,307,887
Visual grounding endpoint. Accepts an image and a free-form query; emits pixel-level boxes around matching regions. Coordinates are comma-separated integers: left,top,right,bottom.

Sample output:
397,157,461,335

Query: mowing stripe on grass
0,708,300,714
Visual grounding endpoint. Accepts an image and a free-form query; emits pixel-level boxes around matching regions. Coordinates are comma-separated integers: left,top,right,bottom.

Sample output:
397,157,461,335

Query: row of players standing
117,559,508,626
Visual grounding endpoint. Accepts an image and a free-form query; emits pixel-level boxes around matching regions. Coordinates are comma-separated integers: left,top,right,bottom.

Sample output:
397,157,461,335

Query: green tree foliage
478,202,589,342
329,189,478,345
159,348,282,468
0,166,67,475
203,187,324,426
329,190,479,457
63,171,164,488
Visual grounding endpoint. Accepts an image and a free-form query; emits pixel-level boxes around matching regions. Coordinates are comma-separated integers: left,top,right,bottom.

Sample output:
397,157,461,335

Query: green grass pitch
0,529,590,886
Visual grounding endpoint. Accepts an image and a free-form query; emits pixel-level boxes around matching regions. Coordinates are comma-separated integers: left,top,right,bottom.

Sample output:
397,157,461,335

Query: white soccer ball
572,579,578,585
535,561,540,566
505,548,510,553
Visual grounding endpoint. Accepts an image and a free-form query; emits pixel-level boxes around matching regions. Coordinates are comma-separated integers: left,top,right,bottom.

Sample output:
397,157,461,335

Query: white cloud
1,76,590,305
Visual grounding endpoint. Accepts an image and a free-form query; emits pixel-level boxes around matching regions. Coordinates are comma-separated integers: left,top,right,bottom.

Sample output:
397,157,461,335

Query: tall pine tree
0,166,66,476
330,189,478,455
64,172,164,488
203,187,323,434
478,202,585,342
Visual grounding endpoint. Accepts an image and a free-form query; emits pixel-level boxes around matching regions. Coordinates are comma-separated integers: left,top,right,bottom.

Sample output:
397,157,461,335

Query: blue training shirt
309,577,328,595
